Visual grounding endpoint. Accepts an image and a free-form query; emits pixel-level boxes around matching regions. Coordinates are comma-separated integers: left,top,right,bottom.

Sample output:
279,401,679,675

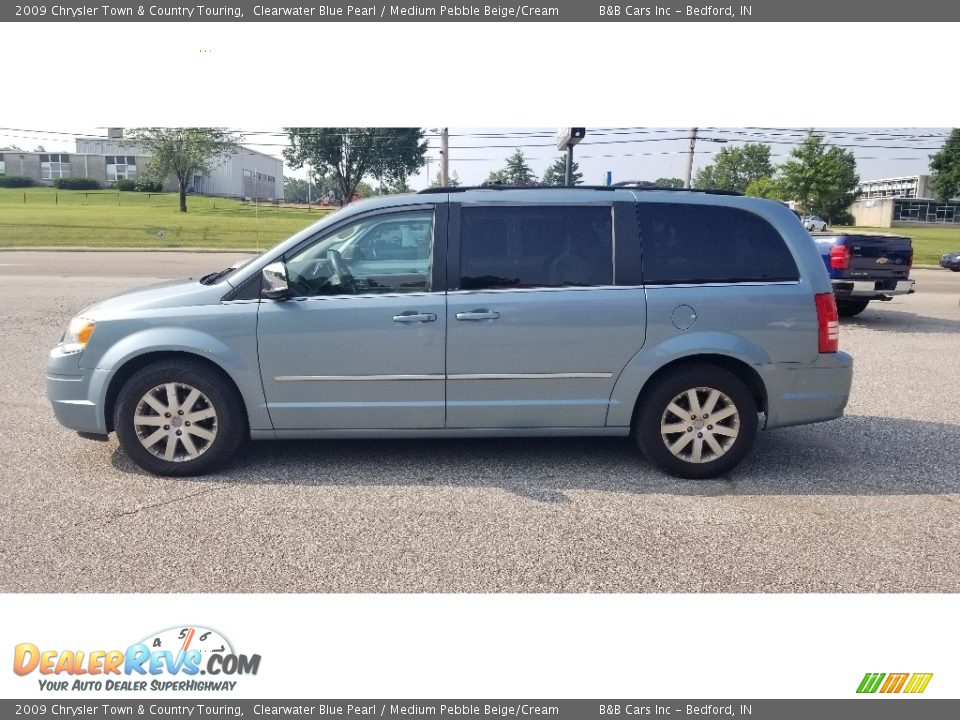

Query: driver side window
285,210,434,297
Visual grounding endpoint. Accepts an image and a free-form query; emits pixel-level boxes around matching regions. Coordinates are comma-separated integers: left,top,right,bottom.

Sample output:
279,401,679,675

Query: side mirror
261,262,290,299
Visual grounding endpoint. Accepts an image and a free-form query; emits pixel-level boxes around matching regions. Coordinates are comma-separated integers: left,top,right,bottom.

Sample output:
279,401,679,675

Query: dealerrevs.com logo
13,626,261,692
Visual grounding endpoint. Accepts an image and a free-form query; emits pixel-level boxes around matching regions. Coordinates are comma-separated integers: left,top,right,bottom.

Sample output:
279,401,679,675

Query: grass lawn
3,189,958,263
841,225,960,265
0,188,331,249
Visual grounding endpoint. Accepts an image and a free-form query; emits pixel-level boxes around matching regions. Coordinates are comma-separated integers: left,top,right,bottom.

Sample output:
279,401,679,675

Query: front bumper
833,279,915,299
763,352,854,430
47,347,109,435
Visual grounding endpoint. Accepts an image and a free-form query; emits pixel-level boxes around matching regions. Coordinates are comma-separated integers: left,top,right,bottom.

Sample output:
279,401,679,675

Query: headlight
61,317,96,354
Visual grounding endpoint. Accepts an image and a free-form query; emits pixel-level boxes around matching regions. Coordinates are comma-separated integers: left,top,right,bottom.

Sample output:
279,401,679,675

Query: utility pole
684,127,698,188
440,127,449,186
565,145,574,187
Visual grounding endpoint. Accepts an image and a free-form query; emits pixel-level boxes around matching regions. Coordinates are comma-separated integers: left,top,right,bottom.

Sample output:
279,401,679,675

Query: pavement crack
2,484,232,556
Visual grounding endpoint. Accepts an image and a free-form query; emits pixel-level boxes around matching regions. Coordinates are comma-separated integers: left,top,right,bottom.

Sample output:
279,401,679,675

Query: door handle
393,312,437,323
456,310,500,321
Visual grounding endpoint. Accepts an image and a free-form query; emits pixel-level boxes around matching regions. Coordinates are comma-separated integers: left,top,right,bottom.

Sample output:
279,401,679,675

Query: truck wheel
633,364,758,479
837,299,869,317
114,360,246,476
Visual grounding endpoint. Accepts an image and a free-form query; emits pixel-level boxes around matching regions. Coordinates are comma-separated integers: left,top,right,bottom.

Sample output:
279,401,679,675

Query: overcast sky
0,126,950,189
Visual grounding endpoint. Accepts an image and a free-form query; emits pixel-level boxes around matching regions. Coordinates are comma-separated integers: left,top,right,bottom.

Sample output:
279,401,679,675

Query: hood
77,278,227,320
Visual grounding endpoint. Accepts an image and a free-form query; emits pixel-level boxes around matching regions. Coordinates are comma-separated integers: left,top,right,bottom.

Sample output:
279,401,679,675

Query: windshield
199,204,357,285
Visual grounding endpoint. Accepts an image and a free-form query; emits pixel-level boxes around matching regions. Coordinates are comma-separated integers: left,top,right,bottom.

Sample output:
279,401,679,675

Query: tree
429,170,461,187
929,128,960,202
778,131,860,222
126,128,240,212
384,176,413,194
541,155,583,186
283,177,311,203
354,181,374,199
283,128,428,206
744,177,785,200
655,177,684,189
692,143,775,193
487,149,537,186
283,175,340,204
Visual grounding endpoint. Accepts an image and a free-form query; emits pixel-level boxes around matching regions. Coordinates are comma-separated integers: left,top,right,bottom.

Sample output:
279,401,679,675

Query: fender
605,330,773,427
85,326,272,433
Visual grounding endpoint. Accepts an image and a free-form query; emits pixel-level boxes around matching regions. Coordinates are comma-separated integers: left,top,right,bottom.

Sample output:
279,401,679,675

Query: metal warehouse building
0,128,284,200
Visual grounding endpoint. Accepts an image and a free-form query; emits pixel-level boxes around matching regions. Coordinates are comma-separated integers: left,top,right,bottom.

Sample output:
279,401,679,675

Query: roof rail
418,185,744,196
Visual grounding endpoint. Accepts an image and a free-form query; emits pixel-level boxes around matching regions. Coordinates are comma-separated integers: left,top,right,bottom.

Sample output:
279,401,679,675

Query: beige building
856,174,934,200
850,196,960,227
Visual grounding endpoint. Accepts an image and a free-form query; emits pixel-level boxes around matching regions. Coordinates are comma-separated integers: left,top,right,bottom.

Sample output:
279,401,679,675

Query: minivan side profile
47,187,853,479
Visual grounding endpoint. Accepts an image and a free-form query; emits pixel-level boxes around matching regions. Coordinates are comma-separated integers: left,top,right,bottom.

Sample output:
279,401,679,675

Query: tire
836,299,869,317
114,360,246,476
633,364,758,480
951,267,960,272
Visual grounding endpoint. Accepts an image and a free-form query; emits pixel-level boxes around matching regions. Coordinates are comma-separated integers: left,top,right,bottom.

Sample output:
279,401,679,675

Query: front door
257,207,446,430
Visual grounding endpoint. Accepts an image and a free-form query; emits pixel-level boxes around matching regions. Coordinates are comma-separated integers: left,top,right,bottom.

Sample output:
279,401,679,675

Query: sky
0,126,950,190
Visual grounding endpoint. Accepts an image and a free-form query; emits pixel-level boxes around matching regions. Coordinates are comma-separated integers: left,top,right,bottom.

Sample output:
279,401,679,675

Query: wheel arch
104,351,248,433
627,354,768,432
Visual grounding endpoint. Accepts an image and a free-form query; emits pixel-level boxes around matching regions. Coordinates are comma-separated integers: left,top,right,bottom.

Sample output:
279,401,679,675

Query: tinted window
638,203,799,284
460,205,613,290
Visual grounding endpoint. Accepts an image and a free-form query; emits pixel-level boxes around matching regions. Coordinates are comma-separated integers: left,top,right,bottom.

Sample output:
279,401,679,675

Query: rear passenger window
460,205,613,290
638,203,799,284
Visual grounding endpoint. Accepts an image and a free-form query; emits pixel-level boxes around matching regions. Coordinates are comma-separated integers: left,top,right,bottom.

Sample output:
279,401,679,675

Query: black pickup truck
813,233,916,317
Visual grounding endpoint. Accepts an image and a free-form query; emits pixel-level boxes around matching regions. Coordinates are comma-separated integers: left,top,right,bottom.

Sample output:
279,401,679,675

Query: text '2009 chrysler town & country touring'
47,186,853,479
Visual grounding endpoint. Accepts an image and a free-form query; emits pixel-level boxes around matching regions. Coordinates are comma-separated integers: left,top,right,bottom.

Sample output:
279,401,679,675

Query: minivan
47,186,853,479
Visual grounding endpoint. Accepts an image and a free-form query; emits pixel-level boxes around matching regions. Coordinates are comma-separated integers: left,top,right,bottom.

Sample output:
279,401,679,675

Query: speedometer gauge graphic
138,626,233,657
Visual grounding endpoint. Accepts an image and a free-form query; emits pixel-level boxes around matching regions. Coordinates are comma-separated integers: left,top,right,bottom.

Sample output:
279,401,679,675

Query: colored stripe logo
857,672,933,694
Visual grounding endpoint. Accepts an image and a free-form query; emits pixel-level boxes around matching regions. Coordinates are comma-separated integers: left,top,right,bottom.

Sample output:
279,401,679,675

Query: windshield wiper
200,269,228,285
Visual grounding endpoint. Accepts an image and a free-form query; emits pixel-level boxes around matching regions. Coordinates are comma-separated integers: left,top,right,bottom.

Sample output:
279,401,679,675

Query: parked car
803,215,829,232
939,251,960,271
813,233,915,316
47,187,853,480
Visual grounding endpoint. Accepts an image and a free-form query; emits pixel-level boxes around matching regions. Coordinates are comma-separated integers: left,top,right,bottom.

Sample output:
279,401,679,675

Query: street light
556,128,586,187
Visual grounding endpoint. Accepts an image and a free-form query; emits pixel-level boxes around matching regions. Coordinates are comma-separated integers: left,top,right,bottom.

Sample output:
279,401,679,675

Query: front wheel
634,365,758,479
114,360,246,476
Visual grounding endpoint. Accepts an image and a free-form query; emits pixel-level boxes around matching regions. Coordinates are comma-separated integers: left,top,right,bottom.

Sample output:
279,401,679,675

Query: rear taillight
815,292,839,353
908,247,914,269
829,243,850,270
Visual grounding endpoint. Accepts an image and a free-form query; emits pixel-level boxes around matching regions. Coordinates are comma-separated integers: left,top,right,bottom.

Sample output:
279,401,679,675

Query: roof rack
418,184,743,196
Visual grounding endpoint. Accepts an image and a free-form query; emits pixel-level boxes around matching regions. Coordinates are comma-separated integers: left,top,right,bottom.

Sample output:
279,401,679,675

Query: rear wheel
114,360,246,476
634,364,758,479
836,299,869,317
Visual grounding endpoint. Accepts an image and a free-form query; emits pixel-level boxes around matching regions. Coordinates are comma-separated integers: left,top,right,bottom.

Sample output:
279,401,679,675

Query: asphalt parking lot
1,251,958,593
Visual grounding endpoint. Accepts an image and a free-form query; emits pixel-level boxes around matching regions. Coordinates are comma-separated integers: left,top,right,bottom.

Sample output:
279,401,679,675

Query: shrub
53,177,101,190
133,178,163,193
830,211,856,227
0,176,35,188
115,178,136,191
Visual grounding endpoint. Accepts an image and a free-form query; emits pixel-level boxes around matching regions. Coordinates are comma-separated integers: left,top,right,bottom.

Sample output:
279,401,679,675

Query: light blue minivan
47,186,853,479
